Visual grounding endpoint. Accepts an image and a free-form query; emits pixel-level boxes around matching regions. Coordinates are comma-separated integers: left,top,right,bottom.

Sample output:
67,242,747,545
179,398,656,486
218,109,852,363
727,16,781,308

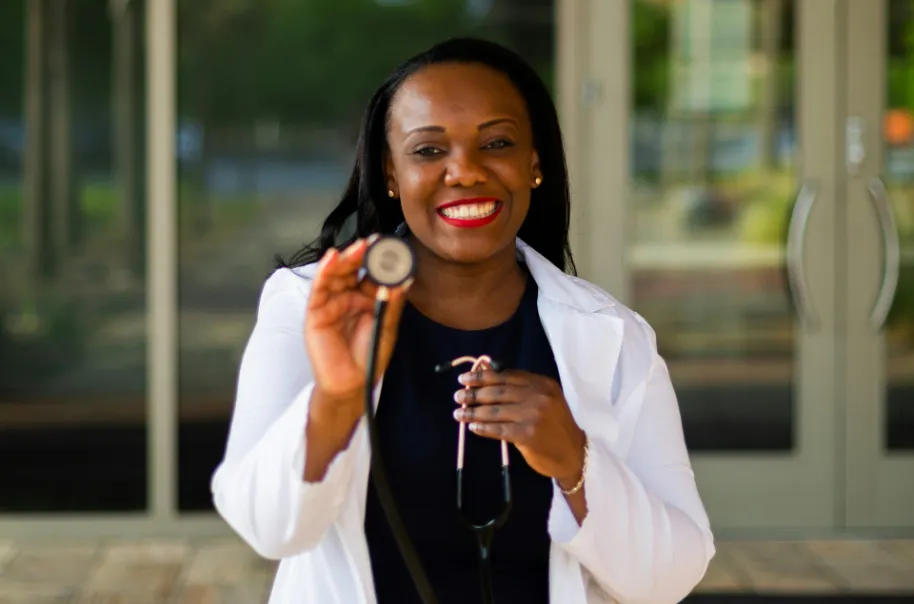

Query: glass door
844,0,914,528
579,0,844,530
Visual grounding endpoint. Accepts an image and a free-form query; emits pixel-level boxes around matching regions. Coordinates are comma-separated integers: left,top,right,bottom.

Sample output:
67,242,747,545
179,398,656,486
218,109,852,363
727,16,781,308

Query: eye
412,146,443,158
483,138,514,150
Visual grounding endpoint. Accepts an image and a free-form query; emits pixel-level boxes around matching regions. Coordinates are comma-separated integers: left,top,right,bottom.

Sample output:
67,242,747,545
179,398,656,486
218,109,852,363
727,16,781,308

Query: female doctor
211,37,715,604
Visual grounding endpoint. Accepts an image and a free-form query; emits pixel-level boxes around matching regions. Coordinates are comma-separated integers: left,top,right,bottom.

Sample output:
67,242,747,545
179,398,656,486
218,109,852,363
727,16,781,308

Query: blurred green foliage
0,0,555,125
0,1,911,129
175,0,556,128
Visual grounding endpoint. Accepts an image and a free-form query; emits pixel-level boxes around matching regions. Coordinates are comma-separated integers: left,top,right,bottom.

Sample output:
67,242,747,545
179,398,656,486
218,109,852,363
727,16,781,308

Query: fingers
310,240,371,307
358,278,379,300
311,237,395,314
453,383,527,406
457,368,533,388
307,248,339,309
319,240,368,280
464,420,533,445
307,290,376,328
453,401,532,424
450,372,556,447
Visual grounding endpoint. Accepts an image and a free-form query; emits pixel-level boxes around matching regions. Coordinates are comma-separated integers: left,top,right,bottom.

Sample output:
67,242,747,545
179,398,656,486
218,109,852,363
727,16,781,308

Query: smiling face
384,62,542,266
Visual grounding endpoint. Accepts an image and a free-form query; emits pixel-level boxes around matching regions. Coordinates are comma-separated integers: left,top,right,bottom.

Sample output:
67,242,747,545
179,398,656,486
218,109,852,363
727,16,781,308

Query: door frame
844,0,914,529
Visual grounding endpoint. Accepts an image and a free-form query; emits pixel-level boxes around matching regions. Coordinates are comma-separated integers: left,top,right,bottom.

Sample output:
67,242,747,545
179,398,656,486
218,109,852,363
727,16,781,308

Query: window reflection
0,0,147,511
630,0,796,451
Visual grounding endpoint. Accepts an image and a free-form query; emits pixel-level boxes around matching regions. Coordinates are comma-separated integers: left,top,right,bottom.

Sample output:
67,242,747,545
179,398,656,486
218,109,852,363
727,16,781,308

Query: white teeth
440,202,497,220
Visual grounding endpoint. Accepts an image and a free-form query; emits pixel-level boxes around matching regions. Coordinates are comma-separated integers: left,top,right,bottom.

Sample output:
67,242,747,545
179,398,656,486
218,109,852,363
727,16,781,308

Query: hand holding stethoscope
304,235,413,409
437,354,589,604
452,365,588,494
306,235,444,604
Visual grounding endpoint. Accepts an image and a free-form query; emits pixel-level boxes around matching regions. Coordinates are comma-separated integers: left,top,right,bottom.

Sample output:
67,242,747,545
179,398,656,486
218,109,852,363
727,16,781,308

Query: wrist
303,387,364,484
556,465,583,492
556,431,588,494
311,386,364,430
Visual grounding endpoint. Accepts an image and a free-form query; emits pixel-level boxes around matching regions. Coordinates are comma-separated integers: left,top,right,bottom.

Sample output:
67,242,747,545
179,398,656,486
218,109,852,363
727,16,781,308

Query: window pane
0,0,147,511
177,0,556,510
629,0,796,451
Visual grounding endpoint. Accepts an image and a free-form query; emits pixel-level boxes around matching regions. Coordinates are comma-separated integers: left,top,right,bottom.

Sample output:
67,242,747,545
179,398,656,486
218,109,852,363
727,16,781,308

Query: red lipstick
436,197,502,229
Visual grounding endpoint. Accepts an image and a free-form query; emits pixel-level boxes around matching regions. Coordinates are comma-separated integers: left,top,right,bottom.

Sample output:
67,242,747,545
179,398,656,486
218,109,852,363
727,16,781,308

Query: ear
384,150,398,197
530,149,541,183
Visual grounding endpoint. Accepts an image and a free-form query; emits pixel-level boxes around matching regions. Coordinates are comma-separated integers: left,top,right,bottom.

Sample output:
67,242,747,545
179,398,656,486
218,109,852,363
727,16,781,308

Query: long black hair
280,37,576,275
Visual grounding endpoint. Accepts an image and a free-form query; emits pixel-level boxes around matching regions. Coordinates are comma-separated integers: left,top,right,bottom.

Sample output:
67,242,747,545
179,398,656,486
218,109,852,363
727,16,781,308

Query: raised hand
305,237,412,412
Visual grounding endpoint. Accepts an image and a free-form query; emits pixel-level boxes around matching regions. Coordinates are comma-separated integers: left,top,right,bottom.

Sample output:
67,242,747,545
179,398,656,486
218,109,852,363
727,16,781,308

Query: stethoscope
361,236,511,604
434,355,512,604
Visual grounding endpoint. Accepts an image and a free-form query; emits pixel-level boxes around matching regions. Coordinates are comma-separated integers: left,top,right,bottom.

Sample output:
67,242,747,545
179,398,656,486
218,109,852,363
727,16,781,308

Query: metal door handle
786,180,820,329
866,178,900,331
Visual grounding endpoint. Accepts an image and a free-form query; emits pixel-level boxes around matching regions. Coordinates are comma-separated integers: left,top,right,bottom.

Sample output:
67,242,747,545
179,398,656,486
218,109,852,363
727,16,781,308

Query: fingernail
367,233,380,245
453,390,463,404
452,408,463,421
458,373,471,385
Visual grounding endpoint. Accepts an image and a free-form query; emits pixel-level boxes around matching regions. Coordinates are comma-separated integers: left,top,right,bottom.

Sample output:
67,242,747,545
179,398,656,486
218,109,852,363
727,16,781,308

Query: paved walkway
0,538,912,603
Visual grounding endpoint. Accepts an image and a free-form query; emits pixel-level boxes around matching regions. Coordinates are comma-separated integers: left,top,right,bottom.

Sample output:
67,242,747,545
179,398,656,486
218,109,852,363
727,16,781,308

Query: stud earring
388,189,396,198
533,176,542,187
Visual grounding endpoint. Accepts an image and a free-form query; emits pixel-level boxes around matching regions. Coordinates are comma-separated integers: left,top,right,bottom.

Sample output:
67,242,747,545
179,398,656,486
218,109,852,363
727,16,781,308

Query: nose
443,148,487,188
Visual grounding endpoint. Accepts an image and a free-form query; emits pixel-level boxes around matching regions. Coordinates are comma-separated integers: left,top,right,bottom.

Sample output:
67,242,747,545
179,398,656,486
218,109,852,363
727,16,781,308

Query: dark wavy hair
280,37,575,275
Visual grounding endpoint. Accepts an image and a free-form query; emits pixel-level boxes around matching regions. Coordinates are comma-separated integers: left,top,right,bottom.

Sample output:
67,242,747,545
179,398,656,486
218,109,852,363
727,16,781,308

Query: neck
407,240,527,330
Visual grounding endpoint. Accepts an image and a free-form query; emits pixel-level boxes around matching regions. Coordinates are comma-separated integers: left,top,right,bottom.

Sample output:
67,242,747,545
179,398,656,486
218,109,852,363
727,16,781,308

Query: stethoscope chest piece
364,235,415,287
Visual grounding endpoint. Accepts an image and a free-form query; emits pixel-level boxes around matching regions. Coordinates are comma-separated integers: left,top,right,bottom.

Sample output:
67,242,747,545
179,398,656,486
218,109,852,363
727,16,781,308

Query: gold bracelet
559,440,589,496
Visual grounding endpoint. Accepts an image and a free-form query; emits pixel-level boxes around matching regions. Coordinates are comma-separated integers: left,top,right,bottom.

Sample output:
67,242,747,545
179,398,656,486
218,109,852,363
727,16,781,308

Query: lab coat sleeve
210,269,361,560
548,350,715,604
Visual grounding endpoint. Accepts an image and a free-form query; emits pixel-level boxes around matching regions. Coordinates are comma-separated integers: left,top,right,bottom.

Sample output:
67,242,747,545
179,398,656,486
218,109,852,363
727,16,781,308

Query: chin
435,232,516,265
407,214,521,265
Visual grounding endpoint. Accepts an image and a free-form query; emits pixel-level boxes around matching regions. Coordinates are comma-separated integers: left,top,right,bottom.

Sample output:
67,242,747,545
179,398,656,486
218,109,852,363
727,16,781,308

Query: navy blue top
364,270,560,604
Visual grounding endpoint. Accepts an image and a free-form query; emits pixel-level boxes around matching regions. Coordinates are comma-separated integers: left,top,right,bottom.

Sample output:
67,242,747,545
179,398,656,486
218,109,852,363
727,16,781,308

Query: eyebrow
405,118,518,136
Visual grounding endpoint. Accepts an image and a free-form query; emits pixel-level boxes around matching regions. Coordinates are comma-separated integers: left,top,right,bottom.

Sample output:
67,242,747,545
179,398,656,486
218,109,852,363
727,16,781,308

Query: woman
211,37,715,604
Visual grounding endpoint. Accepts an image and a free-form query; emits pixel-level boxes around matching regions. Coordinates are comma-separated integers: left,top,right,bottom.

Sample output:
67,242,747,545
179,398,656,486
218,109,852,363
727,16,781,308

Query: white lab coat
211,239,715,604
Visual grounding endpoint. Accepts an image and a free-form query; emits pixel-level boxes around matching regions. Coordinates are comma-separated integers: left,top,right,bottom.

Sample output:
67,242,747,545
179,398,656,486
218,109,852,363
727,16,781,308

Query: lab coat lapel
538,299,624,444
519,241,625,444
